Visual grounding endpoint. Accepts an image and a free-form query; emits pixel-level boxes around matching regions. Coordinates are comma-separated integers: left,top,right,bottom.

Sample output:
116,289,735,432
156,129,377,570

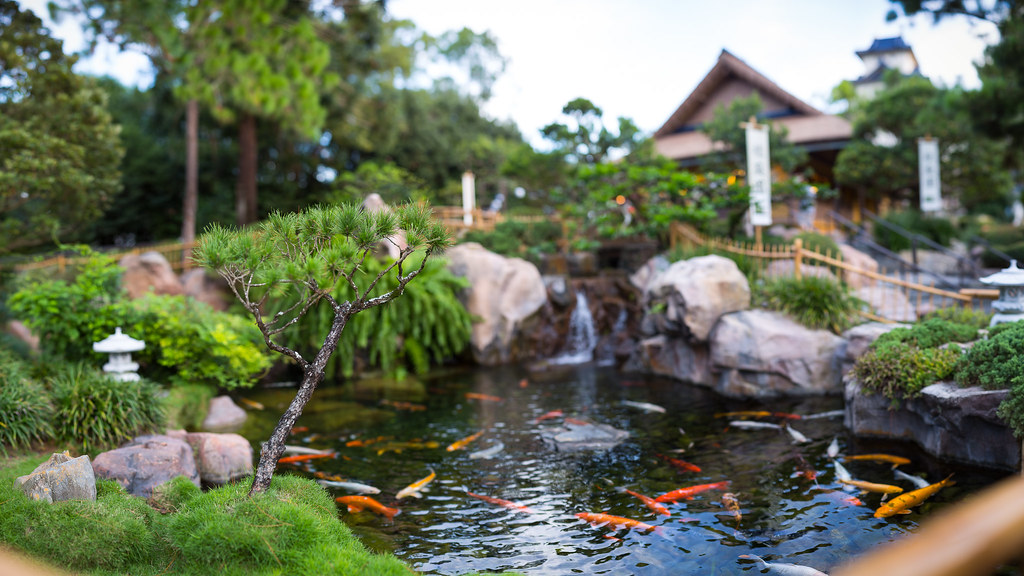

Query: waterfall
549,291,598,365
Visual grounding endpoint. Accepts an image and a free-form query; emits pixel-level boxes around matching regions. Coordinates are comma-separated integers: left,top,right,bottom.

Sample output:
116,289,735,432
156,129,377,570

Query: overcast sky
21,0,1000,146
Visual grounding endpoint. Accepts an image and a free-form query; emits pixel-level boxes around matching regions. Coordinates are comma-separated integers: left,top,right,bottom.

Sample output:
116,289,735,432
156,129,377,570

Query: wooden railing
13,241,196,275
669,222,994,323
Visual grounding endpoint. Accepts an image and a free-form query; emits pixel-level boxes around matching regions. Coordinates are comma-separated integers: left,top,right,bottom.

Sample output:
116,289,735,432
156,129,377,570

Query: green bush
0,350,53,452
48,364,165,453
761,275,864,333
7,251,271,389
874,317,979,350
954,320,1024,390
854,343,962,406
921,306,992,330
872,210,956,252
277,254,472,379
461,219,563,258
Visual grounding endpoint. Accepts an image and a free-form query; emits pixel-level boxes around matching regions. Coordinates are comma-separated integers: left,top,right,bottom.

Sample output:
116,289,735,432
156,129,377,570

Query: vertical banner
462,171,476,225
918,138,942,212
745,123,772,226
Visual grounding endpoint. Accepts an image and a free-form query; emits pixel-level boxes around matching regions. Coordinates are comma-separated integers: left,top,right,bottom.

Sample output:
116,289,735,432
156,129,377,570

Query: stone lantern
93,327,146,381
980,260,1024,327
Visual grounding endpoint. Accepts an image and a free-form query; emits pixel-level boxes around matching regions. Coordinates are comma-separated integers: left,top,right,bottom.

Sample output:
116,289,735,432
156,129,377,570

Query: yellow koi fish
838,479,904,496
446,430,485,452
238,398,265,410
396,468,436,499
874,474,955,518
374,441,440,455
843,453,911,467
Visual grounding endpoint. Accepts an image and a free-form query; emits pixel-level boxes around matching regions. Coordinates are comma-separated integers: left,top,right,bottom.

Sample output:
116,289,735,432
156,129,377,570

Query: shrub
853,344,962,406
874,317,979,350
0,350,53,452
49,364,165,453
873,210,956,251
461,219,563,259
954,320,1024,390
761,275,864,333
921,306,992,330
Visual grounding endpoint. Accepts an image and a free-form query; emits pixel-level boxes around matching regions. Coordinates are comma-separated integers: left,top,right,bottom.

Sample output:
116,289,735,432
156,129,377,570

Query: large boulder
446,243,548,365
15,452,96,503
644,255,750,343
845,378,1018,470
120,251,184,299
184,432,254,486
181,269,233,311
629,255,670,294
540,420,629,452
626,335,712,386
835,321,909,377
92,434,200,498
202,396,247,432
709,310,845,398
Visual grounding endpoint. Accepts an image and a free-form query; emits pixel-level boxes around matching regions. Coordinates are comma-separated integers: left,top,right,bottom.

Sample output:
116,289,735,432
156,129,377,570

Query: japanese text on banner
745,124,772,226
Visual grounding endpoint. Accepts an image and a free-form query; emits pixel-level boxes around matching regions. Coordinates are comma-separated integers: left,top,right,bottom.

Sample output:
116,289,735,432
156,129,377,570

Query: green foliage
48,365,164,454
954,320,1024,390
0,1,124,253
853,343,962,406
326,161,430,206
0,350,53,452
462,219,563,258
0,460,413,574
874,317,979,350
975,223,1024,268
700,93,808,174
872,210,957,251
278,255,472,379
794,231,842,257
993,356,1024,439
541,97,643,166
7,251,271,389
162,383,217,431
761,275,865,333
922,305,992,330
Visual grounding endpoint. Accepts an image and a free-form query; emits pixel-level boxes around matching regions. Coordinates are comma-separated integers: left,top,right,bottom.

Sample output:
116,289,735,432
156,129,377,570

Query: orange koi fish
290,426,309,434
565,417,591,426
277,452,334,465
714,410,801,420
380,399,426,411
465,392,503,402
532,410,564,423
446,430,485,452
519,378,529,388
336,495,399,519
843,453,911,467
656,453,702,473
466,491,535,514
374,440,440,455
345,435,391,448
396,468,436,499
874,474,955,518
575,512,659,533
654,481,731,503
621,488,671,516
239,398,264,410
721,492,742,525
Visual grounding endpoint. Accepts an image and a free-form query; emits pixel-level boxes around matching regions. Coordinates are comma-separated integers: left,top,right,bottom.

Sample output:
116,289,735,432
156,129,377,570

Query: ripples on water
238,365,1010,575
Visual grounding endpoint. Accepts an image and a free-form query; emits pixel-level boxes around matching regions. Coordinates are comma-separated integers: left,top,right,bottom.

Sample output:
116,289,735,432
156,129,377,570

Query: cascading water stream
548,290,597,365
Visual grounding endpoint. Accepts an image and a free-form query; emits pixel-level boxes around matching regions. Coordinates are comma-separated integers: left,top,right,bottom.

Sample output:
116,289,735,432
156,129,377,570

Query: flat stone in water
540,421,628,452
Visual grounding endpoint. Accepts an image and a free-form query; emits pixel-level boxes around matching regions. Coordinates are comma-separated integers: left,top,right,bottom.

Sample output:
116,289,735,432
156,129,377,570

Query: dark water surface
236,365,1011,575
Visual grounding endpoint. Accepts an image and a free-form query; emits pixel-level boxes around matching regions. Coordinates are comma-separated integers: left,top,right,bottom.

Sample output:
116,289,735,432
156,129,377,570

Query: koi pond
235,364,1012,575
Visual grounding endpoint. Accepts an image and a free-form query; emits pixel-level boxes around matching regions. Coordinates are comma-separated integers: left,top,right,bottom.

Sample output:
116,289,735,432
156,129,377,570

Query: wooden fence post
793,238,803,281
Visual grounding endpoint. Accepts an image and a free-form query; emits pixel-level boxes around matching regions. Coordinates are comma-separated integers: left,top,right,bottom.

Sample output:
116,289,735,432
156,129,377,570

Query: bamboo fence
13,241,196,275
669,221,997,323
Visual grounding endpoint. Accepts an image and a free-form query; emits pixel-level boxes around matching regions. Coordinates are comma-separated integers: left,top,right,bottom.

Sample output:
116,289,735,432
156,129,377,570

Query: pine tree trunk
236,113,258,226
249,310,350,495
182,99,199,245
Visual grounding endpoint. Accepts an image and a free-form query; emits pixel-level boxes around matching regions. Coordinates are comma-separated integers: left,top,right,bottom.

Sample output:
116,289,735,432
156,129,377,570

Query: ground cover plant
852,317,978,406
760,275,864,333
954,320,1024,437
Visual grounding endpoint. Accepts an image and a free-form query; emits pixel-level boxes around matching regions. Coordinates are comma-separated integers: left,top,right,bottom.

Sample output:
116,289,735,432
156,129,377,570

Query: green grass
761,275,864,333
0,457,416,575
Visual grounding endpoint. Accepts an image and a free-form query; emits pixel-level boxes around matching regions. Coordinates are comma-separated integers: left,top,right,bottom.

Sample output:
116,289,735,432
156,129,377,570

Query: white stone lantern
93,327,146,382
980,260,1024,327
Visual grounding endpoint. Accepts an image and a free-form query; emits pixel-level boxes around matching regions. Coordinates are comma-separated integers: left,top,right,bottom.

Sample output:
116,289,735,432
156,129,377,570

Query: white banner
745,124,772,226
918,138,942,212
461,171,476,225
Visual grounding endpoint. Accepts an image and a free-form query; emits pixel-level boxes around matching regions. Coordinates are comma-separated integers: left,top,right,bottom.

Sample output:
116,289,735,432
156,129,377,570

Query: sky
20,0,1000,147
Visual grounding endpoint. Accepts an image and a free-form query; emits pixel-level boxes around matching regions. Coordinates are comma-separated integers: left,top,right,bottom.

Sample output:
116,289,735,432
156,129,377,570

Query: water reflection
237,364,1010,575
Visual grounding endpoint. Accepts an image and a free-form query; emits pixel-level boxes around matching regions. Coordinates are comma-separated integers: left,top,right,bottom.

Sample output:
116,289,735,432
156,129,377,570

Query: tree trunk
182,99,199,245
236,113,258,226
249,310,350,495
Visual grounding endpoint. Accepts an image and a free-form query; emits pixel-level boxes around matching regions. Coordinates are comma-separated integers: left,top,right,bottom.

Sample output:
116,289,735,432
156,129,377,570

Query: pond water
236,364,1012,575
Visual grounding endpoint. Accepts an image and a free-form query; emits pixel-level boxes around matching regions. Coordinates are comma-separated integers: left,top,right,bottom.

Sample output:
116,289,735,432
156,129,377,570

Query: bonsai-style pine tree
193,202,451,495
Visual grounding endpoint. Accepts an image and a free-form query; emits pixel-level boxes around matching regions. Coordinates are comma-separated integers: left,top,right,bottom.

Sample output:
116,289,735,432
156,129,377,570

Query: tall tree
0,1,123,253
194,203,450,495
542,98,642,166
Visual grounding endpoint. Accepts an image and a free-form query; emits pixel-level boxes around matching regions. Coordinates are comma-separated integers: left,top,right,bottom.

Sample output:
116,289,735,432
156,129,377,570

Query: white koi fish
826,437,839,459
316,479,381,494
833,460,855,492
739,554,829,575
802,409,844,420
396,468,436,499
469,441,505,460
729,421,782,430
893,468,930,489
283,445,334,456
785,425,809,444
622,400,666,414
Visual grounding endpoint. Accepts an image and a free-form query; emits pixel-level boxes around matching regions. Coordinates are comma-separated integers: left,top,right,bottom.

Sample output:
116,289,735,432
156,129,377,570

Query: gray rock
845,378,1019,470
184,432,254,486
120,251,184,299
15,452,96,503
709,310,845,398
629,255,669,294
543,275,572,307
446,243,548,365
92,434,200,498
627,335,712,386
540,421,629,452
202,396,247,431
645,255,750,343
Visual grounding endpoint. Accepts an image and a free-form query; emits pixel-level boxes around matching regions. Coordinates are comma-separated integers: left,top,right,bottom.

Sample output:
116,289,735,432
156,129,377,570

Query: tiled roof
856,36,912,57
